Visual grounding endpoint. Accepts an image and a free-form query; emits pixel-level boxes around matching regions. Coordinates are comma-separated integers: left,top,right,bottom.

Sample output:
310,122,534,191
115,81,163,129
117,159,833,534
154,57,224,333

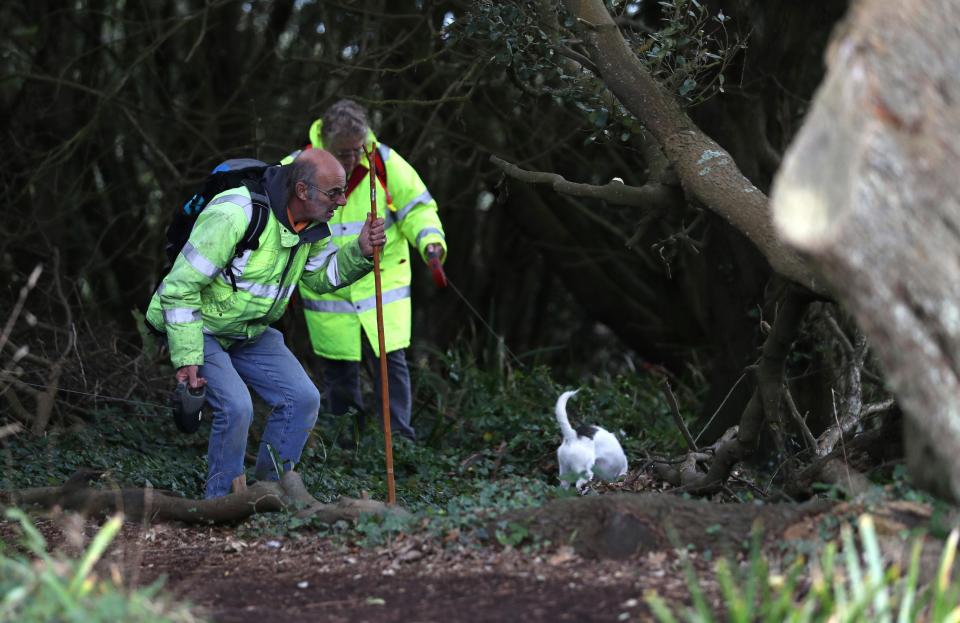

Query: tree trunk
772,0,960,500
561,0,824,295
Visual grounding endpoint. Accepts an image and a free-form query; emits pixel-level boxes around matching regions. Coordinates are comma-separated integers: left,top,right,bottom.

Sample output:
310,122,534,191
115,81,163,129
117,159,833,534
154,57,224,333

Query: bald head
289,149,343,198
287,148,348,224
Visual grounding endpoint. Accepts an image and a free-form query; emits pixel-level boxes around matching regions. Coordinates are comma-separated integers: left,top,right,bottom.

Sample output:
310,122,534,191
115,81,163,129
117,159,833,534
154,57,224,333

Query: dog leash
9,380,170,412
443,275,529,372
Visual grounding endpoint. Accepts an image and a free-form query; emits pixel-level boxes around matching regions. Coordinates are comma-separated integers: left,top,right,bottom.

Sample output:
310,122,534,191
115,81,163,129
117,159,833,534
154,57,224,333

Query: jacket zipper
260,241,303,323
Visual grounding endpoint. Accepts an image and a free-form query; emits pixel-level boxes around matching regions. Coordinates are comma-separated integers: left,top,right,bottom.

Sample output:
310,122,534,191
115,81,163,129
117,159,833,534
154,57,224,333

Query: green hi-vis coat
147,167,372,369
292,121,447,360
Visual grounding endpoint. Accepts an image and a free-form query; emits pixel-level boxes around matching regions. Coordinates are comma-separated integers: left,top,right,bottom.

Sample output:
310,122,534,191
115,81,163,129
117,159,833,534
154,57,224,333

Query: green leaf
678,78,697,97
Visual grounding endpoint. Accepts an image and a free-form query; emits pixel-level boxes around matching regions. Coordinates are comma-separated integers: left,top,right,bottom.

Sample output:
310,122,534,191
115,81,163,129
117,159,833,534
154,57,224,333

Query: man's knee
219,392,255,429
292,381,321,420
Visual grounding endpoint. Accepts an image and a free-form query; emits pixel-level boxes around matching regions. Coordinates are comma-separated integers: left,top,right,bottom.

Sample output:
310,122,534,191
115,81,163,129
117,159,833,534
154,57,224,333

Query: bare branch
661,379,698,451
0,265,42,355
560,0,825,295
1,470,406,525
863,398,896,417
490,155,678,211
817,389,862,457
0,423,22,440
824,308,855,355
783,382,818,454
31,251,75,436
122,107,181,181
554,45,600,74
2,390,34,426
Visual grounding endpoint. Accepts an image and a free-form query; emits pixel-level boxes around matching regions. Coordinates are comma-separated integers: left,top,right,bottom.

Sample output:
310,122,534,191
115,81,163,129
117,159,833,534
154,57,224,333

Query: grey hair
288,156,317,201
321,99,369,144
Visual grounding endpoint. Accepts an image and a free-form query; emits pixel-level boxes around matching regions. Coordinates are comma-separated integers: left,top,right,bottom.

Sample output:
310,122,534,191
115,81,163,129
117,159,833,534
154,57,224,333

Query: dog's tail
555,389,580,442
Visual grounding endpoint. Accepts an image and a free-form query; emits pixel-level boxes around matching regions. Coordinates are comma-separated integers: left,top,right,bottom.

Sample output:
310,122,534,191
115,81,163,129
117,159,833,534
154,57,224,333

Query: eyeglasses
333,146,364,161
303,183,346,200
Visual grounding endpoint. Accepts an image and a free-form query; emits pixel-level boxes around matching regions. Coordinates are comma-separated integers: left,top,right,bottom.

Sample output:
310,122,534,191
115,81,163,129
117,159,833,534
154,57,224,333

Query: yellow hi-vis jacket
146,165,373,369
291,121,447,360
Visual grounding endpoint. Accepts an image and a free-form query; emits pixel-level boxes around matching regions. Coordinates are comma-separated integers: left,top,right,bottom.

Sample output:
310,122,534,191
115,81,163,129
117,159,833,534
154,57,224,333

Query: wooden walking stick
366,142,396,505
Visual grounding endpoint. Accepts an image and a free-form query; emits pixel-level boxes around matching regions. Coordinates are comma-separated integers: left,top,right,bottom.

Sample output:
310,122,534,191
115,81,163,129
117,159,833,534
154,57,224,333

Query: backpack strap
217,178,270,293
237,178,270,256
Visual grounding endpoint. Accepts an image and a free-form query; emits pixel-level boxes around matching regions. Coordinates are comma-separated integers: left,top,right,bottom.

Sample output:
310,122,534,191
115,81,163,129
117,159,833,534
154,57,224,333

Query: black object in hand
171,381,206,433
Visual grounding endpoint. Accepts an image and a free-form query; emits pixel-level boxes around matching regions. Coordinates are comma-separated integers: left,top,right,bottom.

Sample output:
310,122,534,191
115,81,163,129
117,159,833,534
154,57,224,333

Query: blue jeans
199,327,320,498
320,342,415,441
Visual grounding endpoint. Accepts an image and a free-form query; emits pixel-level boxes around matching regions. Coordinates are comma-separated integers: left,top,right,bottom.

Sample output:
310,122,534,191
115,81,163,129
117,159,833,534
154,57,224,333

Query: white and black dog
554,390,628,491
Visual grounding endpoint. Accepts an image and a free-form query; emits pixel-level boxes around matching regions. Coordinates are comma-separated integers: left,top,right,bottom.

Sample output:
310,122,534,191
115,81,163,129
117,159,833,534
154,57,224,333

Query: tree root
0,470,408,525
652,284,814,494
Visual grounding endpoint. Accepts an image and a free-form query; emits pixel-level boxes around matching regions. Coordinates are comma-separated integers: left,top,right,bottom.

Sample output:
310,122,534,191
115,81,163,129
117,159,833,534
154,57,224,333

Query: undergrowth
0,509,202,623
3,344,958,620
1,348,688,512
647,516,960,623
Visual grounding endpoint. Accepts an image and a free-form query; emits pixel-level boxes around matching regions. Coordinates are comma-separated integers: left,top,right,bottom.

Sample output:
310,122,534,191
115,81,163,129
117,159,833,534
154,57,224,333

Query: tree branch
661,379,697,451
559,0,825,295
783,382,818,454
1,470,406,525
490,155,678,211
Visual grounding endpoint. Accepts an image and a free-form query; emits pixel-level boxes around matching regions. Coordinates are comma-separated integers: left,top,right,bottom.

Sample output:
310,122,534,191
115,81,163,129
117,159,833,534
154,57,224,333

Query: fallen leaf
547,546,578,566
444,528,461,543
398,549,423,563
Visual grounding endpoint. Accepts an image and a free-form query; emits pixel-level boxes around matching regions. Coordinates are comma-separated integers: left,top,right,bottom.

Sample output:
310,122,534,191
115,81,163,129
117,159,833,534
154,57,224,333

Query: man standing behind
289,99,447,442
147,149,386,498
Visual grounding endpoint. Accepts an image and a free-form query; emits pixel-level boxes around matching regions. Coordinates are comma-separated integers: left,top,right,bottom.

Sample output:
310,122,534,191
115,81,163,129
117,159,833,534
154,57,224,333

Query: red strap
344,152,392,208
345,165,369,197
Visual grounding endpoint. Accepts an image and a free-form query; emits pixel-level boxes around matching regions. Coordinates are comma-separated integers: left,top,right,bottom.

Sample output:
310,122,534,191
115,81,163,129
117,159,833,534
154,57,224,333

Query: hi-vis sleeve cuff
165,321,205,369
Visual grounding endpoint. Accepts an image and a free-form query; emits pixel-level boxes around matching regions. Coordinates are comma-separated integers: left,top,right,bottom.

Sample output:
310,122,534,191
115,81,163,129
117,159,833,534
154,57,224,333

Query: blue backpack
164,158,272,265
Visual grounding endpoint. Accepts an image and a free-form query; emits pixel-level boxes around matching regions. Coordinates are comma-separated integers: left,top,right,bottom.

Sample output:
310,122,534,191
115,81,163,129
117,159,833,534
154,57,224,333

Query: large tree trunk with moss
772,0,960,500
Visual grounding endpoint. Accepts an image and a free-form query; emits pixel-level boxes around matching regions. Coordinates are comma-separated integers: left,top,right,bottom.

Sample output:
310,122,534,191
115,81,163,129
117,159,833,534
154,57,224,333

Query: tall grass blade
858,515,890,622
932,528,959,622
68,513,123,596
896,536,923,623
645,591,681,623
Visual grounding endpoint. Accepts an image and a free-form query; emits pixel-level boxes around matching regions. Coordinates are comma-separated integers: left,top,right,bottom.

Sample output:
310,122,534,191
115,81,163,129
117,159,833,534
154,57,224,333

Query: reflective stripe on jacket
296,122,447,360
146,177,372,368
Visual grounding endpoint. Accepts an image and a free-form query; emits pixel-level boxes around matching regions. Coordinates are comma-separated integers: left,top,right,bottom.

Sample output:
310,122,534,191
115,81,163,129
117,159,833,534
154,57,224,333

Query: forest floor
0,505,707,622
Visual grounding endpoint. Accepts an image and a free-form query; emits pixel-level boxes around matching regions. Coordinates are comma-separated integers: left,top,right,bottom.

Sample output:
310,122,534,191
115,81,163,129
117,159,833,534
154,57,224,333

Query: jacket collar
263,164,330,244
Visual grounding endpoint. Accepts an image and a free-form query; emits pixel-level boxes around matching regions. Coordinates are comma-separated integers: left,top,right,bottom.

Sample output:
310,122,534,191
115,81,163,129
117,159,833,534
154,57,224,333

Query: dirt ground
1,513,707,622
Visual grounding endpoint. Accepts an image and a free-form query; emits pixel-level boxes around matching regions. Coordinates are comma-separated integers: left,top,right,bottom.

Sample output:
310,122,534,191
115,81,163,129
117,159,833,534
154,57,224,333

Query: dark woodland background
1,1,877,457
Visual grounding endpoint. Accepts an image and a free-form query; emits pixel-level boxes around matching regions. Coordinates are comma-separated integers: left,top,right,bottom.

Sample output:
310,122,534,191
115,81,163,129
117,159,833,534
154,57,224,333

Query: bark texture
561,0,825,295
772,0,960,499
